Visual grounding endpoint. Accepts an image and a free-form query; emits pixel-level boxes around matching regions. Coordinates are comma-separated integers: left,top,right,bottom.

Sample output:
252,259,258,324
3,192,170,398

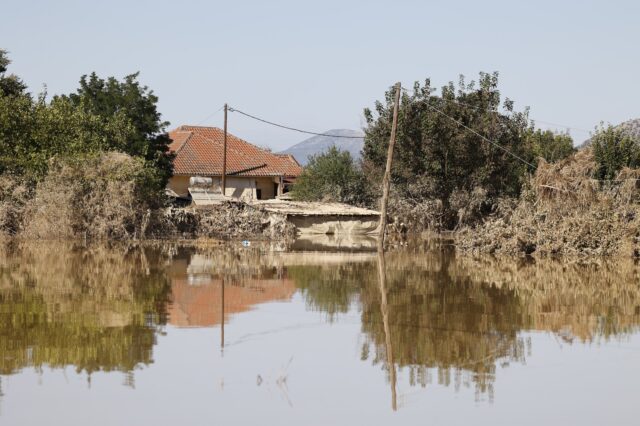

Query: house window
256,189,262,200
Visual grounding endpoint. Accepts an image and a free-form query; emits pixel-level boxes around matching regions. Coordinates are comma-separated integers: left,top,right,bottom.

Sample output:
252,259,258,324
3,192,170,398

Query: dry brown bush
0,175,32,236
387,177,499,233
22,152,153,240
0,153,295,242
457,148,640,257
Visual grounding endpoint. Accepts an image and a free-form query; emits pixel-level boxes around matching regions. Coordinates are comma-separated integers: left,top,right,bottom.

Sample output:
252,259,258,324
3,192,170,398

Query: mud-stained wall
167,176,191,198
223,177,256,201
256,177,277,200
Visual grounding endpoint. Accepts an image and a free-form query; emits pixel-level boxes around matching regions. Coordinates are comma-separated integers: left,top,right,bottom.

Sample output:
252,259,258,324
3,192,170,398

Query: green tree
363,72,533,229
292,146,372,206
0,49,27,97
64,72,174,187
591,124,640,180
525,129,575,163
0,92,134,178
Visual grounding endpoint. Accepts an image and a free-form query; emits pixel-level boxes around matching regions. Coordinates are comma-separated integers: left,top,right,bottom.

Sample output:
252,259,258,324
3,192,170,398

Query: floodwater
0,241,639,426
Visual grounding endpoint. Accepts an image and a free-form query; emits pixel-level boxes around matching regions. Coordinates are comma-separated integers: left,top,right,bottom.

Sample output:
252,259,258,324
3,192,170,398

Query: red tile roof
168,126,302,177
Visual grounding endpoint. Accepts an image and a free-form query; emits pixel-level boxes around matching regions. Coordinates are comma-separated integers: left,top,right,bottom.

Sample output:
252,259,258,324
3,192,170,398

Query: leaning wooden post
378,82,401,250
222,103,228,196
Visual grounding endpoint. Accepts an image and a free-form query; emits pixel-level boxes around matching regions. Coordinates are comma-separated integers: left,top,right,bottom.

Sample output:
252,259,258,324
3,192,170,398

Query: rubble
156,201,297,241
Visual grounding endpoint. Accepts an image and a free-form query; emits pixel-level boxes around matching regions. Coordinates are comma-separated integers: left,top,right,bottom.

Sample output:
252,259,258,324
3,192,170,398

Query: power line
227,107,365,139
400,87,592,134
425,103,536,169
196,105,225,125
226,103,538,169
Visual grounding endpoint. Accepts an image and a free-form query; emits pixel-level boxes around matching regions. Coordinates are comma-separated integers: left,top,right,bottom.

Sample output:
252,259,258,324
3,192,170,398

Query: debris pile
158,201,296,241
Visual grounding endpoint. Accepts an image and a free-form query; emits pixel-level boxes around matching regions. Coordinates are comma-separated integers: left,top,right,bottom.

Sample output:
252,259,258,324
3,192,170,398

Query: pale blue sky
3,0,639,150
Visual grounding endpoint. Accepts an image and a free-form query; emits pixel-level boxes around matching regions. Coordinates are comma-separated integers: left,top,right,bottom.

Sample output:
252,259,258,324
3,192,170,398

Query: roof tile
168,126,302,177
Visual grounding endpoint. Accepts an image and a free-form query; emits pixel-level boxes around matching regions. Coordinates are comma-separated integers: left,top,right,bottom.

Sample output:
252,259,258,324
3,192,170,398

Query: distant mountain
580,118,640,148
279,129,364,166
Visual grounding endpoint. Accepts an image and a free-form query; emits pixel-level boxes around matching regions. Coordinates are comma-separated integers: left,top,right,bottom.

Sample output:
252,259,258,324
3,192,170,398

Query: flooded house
167,125,302,203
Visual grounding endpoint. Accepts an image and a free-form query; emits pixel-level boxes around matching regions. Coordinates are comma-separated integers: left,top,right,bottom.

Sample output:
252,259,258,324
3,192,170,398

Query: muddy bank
455,149,640,257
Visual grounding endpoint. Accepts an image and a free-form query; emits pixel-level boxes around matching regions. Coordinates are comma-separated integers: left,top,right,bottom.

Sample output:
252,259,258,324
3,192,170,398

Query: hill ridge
279,129,364,166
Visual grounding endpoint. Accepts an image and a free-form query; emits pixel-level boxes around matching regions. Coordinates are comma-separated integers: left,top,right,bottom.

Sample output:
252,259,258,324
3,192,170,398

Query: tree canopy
362,72,573,228
291,146,372,206
64,72,174,185
0,51,172,193
0,49,27,97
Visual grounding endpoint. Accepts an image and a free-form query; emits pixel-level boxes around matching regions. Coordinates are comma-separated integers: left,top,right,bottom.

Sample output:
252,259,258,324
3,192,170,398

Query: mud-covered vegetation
457,147,640,256
361,72,581,231
456,122,640,256
0,50,292,242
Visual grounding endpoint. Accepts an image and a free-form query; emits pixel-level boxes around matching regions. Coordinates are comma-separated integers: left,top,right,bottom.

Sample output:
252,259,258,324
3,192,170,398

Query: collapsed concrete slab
252,200,380,235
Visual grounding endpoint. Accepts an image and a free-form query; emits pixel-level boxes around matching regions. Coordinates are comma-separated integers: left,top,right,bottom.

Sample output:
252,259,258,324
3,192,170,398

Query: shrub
591,124,640,180
0,175,32,235
525,129,575,163
23,152,159,240
291,146,373,206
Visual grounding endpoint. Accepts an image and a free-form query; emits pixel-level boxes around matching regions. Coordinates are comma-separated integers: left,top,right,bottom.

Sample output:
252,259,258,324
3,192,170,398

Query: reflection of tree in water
289,263,366,320
293,250,640,400
361,251,528,400
0,242,172,377
451,256,640,342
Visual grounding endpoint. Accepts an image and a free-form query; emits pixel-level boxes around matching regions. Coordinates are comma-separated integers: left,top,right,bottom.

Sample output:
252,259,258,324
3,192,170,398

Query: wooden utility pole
378,82,401,249
222,103,228,196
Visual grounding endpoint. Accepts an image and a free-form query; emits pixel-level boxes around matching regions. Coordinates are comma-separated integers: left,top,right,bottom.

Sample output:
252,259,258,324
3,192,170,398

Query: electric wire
400,86,592,133
196,105,225,125
209,95,594,172
228,107,365,139
225,102,547,169
425,103,537,169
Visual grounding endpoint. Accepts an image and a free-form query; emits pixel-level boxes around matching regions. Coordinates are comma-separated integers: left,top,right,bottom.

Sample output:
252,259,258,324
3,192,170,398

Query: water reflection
167,251,296,328
0,241,639,408
376,249,397,411
286,249,640,399
0,242,171,378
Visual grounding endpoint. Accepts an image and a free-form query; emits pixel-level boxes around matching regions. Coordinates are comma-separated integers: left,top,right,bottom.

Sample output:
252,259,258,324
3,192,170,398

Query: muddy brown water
0,241,639,425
